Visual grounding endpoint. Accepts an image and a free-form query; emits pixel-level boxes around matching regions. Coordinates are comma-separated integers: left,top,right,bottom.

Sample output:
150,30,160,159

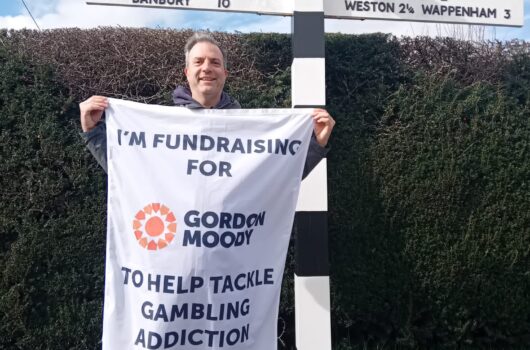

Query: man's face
184,41,228,100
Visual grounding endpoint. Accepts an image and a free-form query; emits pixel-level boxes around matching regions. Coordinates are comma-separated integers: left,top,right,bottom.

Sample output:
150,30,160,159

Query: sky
0,0,529,41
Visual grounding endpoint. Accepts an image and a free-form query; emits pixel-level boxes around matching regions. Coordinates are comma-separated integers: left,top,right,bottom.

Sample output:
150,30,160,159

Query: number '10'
218,0,230,8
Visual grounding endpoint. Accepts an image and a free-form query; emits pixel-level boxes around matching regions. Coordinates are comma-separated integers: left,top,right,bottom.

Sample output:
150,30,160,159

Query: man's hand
312,108,335,147
80,96,108,132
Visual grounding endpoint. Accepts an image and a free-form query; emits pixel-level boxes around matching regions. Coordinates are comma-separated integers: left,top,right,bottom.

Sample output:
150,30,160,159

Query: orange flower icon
132,203,177,250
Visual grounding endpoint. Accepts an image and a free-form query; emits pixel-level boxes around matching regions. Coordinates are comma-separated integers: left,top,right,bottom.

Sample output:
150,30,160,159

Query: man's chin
199,82,218,89
198,87,222,95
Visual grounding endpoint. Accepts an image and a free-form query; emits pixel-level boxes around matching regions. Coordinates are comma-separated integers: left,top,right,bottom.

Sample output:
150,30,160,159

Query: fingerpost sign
86,0,524,349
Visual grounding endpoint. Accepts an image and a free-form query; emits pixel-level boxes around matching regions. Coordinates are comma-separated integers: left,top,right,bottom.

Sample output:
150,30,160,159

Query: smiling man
79,32,335,178
183,37,230,108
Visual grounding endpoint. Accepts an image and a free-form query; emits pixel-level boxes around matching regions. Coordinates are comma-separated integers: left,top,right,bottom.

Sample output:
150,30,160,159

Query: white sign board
324,0,524,27
86,0,292,16
88,0,524,27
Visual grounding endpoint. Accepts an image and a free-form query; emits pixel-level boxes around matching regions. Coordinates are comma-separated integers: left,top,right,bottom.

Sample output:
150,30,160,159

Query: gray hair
184,32,227,69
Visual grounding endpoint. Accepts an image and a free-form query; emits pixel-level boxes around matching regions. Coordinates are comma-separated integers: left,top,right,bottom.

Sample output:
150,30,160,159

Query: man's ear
224,69,228,77
184,67,188,76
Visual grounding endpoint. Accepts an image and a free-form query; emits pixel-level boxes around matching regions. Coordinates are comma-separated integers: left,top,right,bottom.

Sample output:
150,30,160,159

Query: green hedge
0,29,529,349
372,74,530,347
0,46,105,349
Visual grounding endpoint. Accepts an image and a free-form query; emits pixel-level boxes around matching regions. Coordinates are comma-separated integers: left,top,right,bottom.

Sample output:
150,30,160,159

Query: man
80,33,335,177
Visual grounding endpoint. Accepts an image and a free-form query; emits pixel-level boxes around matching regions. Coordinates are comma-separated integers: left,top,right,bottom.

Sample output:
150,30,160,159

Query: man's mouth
199,77,215,82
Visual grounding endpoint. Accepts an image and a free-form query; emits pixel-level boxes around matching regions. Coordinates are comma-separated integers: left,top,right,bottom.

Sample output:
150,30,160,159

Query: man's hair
184,32,227,69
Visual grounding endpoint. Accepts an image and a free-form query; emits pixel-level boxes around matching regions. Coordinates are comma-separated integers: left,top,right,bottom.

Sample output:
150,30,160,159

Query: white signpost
325,0,524,26
86,0,524,349
87,0,293,16
88,0,524,26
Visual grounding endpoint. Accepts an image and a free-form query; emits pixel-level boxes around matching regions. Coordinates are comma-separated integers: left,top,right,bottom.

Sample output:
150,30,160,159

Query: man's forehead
189,42,223,59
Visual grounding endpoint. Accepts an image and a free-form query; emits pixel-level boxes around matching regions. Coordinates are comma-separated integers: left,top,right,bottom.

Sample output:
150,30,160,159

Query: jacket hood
171,86,241,109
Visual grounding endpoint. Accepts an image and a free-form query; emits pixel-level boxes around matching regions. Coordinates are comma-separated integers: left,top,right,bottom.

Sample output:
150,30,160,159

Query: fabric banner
103,99,313,350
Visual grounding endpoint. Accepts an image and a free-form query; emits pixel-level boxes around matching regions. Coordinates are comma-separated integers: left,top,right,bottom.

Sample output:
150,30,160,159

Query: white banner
102,99,313,350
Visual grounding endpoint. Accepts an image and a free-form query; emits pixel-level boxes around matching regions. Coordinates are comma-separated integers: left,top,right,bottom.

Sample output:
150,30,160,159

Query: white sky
0,0,528,41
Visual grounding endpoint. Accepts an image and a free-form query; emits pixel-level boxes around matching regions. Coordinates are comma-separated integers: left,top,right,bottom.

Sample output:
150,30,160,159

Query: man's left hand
312,108,336,147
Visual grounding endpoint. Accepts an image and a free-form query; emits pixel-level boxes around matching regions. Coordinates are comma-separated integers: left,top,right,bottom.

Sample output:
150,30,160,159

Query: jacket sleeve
80,120,108,174
302,135,329,180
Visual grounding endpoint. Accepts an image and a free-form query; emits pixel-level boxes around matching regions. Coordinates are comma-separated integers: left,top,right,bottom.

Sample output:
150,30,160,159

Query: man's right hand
80,96,108,132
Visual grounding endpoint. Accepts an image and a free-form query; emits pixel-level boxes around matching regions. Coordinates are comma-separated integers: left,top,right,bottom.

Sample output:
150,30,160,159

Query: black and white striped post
292,0,331,349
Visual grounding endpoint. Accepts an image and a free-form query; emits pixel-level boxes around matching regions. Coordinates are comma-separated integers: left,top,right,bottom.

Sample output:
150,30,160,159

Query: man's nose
201,60,213,72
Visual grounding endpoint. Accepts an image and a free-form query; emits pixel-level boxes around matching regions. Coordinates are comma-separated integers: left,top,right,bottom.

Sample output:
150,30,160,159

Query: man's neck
192,92,222,109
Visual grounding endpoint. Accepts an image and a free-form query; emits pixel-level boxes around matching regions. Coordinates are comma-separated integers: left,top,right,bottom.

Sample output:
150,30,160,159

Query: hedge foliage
0,45,105,349
372,75,530,347
0,28,529,349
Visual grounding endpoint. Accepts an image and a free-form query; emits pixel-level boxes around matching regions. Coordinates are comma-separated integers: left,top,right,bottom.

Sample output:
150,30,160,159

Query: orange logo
133,203,176,250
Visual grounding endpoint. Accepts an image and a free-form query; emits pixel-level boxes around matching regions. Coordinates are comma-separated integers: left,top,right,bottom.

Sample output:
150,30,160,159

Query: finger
81,99,107,109
315,114,334,122
313,114,327,121
90,95,108,100
89,105,106,111
92,101,108,107
91,98,109,105
88,96,108,104
314,116,331,123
